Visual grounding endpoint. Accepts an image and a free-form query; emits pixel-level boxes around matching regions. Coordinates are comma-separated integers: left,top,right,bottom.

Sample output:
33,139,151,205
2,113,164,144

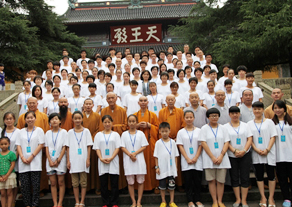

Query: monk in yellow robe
134,96,159,191
158,94,186,189
99,92,128,189
17,97,50,193
82,98,101,193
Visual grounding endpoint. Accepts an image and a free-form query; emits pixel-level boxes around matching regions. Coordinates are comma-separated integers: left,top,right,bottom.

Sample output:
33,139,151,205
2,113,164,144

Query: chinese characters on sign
111,24,162,45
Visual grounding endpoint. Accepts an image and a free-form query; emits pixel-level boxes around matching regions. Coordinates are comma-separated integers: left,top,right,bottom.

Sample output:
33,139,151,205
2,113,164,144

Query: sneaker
160,202,167,207
169,202,178,207
112,205,119,207
283,200,291,207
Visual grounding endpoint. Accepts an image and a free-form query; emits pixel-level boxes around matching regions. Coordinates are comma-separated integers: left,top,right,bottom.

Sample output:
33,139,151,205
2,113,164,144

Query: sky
45,0,226,16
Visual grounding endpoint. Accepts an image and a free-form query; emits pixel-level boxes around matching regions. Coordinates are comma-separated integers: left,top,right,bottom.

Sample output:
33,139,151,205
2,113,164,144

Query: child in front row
121,115,149,207
67,111,93,207
154,122,179,207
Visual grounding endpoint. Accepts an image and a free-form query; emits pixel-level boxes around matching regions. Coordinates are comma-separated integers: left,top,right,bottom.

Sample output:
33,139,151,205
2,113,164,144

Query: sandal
74,204,79,207
259,203,267,207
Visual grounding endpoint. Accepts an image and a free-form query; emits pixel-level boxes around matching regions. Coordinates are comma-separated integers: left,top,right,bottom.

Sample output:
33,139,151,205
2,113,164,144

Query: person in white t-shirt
121,115,149,207
86,83,102,113
60,49,73,67
117,72,131,102
170,82,186,109
16,111,45,207
236,66,256,89
202,54,218,73
199,108,231,207
154,122,179,207
227,69,241,94
17,81,32,116
247,102,277,207
203,80,217,109
45,113,67,207
165,53,174,69
225,106,253,207
224,79,240,107
93,115,120,207
176,69,190,95
66,111,93,207
68,84,85,112
157,72,171,100
123,80,142,116
240,73,263,103
272,100,292,207
60,56,72,73
176,110,203,207
76,50,90,68
147,82,165,117
150,66,161,85
32,85,48,114
195,68,207,94
218,64,231,86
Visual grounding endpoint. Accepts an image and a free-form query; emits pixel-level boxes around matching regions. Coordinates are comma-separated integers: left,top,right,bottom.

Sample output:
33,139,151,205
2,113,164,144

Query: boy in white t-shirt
154,122,179,207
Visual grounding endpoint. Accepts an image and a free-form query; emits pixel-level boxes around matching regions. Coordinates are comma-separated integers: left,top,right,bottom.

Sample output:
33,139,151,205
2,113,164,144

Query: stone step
15,187,283,207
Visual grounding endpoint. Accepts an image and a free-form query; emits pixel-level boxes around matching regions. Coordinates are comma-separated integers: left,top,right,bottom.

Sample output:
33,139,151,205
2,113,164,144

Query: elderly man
159,94,185,191
133,96,159,191
213,90,230,124
99,92,127,190
240,89,255,123
264,88,292,119
17,97,50,195
184,92,207,128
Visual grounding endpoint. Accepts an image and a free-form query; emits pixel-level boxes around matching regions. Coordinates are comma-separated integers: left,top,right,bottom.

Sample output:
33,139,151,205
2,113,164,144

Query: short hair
51,87,61,93
205,53,212,58
184,110,195,117
132,67,140,74
242,89,253,96
189,77,198,84
167,69,175,75
81,59,87,64
53,61,60,67
237,65,247,73
33,75,43,83
98,70,105,76
193,61,200,65
209,69,217,75
222,64,230,69
127,114,138,122
206,108,220,118
48,113,61,123
176,69,185,78
106,82,114,89
159,122,170,129
229,106,240,113
102,115,113,122
62,56,69,60
45,80,53,87
72,83,81,89
170,81,179,88
86,75,95,82
61,69,68,73
88,83,97,88
53,75,61,81
72,110,83,118
140,70,152,81
195,68,203,74
109,48,115,52
130,80,138,86
184,66,192,72
105,72,112,79
224,79,233,86
252,101,264,109
160,72,169,79
246,73,254,78
151,66,159,72
108,63,116,68
203,65,211,70
140,61,147,65
88,59,95,64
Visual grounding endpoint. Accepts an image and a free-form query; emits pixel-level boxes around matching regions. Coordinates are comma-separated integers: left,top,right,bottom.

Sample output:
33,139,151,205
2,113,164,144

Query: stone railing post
254,70,263,85
15,81,23,93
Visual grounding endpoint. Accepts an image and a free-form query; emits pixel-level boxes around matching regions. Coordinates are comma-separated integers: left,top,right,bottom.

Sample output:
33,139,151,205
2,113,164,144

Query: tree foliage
0,0,85,81
170,0,292,73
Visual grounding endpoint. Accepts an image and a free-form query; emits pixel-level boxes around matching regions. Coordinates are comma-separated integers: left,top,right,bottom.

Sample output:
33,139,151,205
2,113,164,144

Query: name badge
105,149,110,156
131,151,135,153
281,135,286,142
24,105,27,110
170,158,172,166
75,108,78,111
214,142,219,149
189,147,194,154
78,148,82,155
212,104,215,107
52,150,56,157
8,146,10,150
27,146,31,153
154,106,157,111
236,138,241,145
258,137,263,144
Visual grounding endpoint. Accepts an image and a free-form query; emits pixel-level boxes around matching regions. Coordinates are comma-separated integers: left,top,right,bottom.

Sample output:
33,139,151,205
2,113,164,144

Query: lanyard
227,92,233,105
208,93,215,104
209,124,218,141
74,128,84,147
254,118,263,135
5,128,16,140
25,93,31,103
151,94,158,105
278,121,285,134
73,97,80,109
103,131,112,146
27,127,35,145
53,101,58,111
129,131,137,149
185,128,194,144
52,129,60,149
161,139,172,156
230,122,240,135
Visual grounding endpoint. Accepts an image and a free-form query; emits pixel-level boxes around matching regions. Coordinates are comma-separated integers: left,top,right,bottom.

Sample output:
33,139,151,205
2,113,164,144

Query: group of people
0,46,291,207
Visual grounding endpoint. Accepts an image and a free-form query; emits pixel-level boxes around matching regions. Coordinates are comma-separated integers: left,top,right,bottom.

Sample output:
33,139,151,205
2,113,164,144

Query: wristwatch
155,166,159,169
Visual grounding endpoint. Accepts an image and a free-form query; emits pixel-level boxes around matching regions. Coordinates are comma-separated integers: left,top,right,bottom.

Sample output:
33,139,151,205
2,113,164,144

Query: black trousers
254,164,275,181
183,169,202,203
229,152,251,188
19,171,41,207
276,162,292,201
100,173,119,206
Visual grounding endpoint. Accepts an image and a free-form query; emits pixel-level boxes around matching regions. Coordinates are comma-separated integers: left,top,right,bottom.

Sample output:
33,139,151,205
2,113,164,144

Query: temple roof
63,3,195,24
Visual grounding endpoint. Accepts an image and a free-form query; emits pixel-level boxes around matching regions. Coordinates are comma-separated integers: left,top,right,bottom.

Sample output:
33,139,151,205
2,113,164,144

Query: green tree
170,0,292,73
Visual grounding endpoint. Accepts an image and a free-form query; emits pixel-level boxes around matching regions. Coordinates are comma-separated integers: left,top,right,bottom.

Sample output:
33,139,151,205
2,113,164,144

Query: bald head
166,94,176,108
138,96,148,109
27,97,38,111
271,88,283,101
189,92,200,107
106,92,117,107
59,97,68,107
215,90,225,104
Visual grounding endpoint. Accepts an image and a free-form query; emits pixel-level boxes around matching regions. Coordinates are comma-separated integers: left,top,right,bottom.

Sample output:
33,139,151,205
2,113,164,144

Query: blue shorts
47,170,66,176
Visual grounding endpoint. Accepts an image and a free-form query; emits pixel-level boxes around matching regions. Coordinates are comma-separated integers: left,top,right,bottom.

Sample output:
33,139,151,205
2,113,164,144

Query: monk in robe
99,92,128,189
158,94,186,191
133,96,159,191
58,97,74,191
17,97,50,194
82,98,101,194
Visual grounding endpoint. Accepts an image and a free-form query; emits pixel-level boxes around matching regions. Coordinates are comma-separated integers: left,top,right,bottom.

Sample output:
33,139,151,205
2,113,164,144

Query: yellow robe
83,111,100,191
134,109,159,190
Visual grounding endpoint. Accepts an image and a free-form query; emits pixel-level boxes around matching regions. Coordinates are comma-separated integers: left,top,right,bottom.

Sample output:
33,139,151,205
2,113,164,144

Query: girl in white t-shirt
272,100,292,207
147,82,165,117
16,111,45,207
47,88,60,115
224,79,240,108
32,85,48,114
93,115,121,207
199,108,231,207
42,80,54,102
138,70,151,96
123,80,142,116
150,66,161,85
176,110,203,207
117,72,131,102
66,111,93,207
17,81,32,116
121,115,149,207
68,84,85,112
45,113,67,207
203,80,217,109
157,72,171,100
176,69,190,95
247,101,277,207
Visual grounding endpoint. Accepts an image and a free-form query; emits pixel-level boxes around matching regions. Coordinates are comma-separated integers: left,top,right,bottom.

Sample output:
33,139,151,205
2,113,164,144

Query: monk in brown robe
158,94,186,190
133,96,159,191
82,98,101,193
17,97,50,193
99,92,128,189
